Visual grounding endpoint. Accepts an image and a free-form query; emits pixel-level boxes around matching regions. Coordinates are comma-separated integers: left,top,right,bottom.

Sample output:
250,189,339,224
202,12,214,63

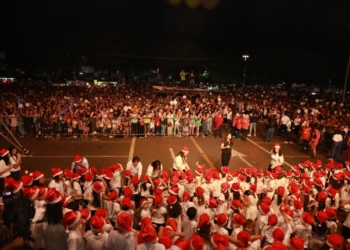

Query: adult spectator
213,112,224,138
126,156,143,178
266,114,277,142
71,154,89,173
221,133,234,167
327,129,343,161
279,113,290,138
300,122,311,153
248,111,258,137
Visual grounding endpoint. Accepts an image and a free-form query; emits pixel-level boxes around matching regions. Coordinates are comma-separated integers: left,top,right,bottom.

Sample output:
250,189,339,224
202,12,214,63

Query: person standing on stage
189,70,195,89
221,134,234,167
71,154,89,173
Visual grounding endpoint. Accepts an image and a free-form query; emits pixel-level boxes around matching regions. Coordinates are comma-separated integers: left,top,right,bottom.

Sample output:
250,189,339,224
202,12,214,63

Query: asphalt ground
1,123,343,183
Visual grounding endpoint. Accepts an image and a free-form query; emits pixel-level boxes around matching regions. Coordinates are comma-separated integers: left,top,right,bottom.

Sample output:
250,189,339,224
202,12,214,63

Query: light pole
242,55,249,86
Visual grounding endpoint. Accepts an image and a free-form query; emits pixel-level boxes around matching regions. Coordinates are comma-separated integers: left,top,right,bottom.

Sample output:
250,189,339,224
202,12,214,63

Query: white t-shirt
84,231,108,250
137,243,166,250
280,115,290,125
9,155,21,172
173,155,187,172
110,171,122,190
146,164,163,178
270,151,284,168
73,182,83,199
152,206,167,224
0,159,11,178
71,157,89,172
333,134,343,142
181,218,197,240
105,230,135,250
33,220,68,250
48,180,65,195
126,160,143,178
66,230,86,250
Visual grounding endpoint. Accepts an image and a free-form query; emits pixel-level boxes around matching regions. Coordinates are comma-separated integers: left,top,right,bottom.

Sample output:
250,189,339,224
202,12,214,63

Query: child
167,195,183,232
140,175,153,206
84,215,108,250
217,193,227,213
140,198,152,218
152,195,168,233
137,225,165,250
203,197,218,221
192,186,206,222
106,190,120,225
62,211,86,250
213,213,228,235
180,191,195,219
181,207,197,240
108,163,123,194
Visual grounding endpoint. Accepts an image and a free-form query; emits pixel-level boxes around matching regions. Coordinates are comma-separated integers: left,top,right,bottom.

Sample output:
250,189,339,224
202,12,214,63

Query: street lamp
242,55,249,86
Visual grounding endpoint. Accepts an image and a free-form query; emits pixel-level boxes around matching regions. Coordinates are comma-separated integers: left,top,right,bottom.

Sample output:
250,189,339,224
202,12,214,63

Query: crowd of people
1,144,350,250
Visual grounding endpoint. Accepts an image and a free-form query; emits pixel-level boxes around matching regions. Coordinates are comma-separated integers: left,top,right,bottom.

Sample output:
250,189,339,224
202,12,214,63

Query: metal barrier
0,115,215,138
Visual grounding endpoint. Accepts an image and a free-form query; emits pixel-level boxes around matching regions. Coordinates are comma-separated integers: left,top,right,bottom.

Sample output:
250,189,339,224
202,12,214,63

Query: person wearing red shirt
300,123,311,152
235,115,242,139
231,112,240,137
310,126,321,158
241,114,250,141
214,113,224,138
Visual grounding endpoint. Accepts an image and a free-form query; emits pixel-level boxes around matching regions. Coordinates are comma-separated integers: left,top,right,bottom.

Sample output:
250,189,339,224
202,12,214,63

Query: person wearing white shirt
146,160,163,188
71,155,89,173
126,156,143,178
181,207,197,240
8,146,21,180
269,144,284,170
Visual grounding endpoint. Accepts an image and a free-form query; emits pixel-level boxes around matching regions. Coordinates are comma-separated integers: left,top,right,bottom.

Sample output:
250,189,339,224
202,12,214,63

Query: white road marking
50,141,131,143
190,137,216,170
247,138,292,167
169,148,175,160
231,149,252,166
128,137,136,161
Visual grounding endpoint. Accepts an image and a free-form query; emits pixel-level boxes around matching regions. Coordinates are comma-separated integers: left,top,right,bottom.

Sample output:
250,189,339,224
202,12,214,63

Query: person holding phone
221,133,234,167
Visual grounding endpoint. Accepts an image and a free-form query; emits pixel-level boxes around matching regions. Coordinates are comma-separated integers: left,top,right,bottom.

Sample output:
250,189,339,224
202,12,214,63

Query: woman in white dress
9,110,18,134
245,184,258,220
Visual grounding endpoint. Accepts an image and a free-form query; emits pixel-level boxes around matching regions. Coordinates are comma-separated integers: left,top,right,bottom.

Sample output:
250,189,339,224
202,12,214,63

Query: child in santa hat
137,225,166,250
180,191,195,219
152,195,168,233
108,163,123,195
192,186,206,222
293,212,314,249
106,212,135,250
63,211,86,250
84,215,108,250
181,207,197,240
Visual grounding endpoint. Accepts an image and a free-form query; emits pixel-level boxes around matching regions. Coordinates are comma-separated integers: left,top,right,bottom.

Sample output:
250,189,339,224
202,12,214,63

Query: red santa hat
204,173,212,183
277,186,285,197
139,198,148,208
64,169,73,179
167,195,177,209
325,208,337,220
231,182,240,192
95,208,108,219
22,187,39,200
80,208,91,221
195,166,204,175
104,171,113,180
92,182,103,193
302,212,315,225
108,163,121,172
140,217,152,229
0,148,9,157
263,197,272,206
62,211,81,230
208,197,218,208
304,160,312,167
317,191,328,202
346,161,350,171
141,174,148,183
154,188,162,196
171,239,189,250
154,195,163,208
259,203,270,215
187,234,204,250
290,237,304,250
311,162,319,171
73,154,82,162
115,212,133,231
332,172,344,183
131,176,139,186
123,186,133,198
124,170,131,178
197,213,210,229
51,167,63,177
293,200,304,210
171,176,179,185
84,173,93,182
221,182,230,193
90,167,97,175
267,214,278,226
265,170,271,177
158,236,173,249
214,213,228,227
21,174,33,186
5,178,22,193
326,187,338,199
183,191,191,202
212,171,220,180
316,211,328,226
166,218,177,232
301,186,311,195
32,171,44,181
271,241,289,250
273,227,285,242
249,184,257,193
291,192,301,200
313,172,320,179
293,170,301,178
195,186,204,198
141,225,157,243
72,172,80,180
326,234,344,250
257,169,264,176
291,165,299,172
285,170,292,178
211,234,229,248
169,185,180,195
314,178,323,187
237,231,251,247
274,143,281,148
121,197,131,209
36,186,48,200
153,178,161,187
186,174,194,183
182,146,189,152
301,173,310,180
326,160,336,171
90,215,105,234
238,174,246,182
232,213,246,225
221,166,229,174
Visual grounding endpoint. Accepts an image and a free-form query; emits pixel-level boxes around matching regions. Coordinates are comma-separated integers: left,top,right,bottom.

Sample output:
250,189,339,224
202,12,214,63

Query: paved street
0,124,339,182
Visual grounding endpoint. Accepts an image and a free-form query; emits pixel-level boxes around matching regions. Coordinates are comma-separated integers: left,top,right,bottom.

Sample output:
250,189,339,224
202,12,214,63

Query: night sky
1,0,350,72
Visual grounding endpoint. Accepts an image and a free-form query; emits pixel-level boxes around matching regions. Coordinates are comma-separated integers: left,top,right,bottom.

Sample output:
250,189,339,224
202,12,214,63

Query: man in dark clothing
265,114,277,142
248,111,258,136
